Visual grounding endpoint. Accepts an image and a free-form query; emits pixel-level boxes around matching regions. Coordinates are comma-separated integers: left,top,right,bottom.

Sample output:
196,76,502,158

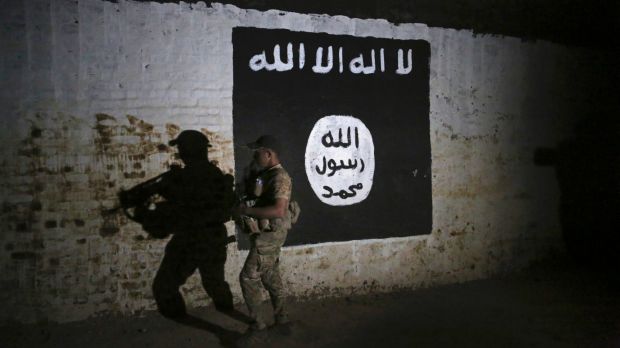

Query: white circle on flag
305,115,375,206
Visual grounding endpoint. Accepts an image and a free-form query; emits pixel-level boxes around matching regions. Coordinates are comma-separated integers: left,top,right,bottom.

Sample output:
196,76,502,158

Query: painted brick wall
0,0,604,323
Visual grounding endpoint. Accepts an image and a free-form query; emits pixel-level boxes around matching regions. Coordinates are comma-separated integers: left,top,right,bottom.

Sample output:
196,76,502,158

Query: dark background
233,28,432,247
133,0,620,50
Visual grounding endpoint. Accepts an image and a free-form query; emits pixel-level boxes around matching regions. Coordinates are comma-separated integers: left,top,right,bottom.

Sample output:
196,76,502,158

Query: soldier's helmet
247,134,282,155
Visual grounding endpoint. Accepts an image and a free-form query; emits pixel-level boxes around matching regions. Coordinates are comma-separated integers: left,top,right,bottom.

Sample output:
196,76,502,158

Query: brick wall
0,0,605,323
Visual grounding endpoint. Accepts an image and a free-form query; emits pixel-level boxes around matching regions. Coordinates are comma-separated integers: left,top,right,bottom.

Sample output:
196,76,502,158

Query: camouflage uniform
240,164,292,329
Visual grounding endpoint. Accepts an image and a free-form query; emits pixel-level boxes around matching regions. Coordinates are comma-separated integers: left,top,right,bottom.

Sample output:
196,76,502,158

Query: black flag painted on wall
233,27,431,248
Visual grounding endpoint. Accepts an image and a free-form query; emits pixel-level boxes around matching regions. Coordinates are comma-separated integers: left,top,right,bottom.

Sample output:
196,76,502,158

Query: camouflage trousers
239,247,287,328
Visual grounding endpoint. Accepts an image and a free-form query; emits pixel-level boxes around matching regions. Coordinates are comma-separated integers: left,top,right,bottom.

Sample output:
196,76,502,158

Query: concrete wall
0,0,602,323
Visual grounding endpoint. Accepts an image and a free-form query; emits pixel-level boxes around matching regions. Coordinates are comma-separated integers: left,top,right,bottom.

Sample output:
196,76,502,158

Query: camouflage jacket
253,164,292,254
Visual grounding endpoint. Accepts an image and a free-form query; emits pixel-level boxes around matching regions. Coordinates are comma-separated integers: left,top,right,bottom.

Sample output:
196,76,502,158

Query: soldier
236,135,293,333
120,130,235,318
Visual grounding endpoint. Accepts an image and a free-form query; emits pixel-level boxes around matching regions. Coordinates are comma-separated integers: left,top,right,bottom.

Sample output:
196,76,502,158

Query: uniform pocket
241,250,261,279
258,254,277,273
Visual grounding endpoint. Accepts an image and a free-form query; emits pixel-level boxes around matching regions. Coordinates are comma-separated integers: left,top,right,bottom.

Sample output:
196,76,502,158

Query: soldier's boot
241,310,268,346
237,322,269,348
249,320,267,331
271,298,292,336
272,298,289,325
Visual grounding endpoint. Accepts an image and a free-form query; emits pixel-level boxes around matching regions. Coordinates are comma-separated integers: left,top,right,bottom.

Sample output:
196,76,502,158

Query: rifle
118,165,238,242
117,167,179,238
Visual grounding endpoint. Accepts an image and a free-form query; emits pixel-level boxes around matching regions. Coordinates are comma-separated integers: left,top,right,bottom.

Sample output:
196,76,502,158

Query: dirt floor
2,258,620,348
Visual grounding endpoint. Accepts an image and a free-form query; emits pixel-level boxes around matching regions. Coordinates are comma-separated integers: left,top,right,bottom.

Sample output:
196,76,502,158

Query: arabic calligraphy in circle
305,115,375,206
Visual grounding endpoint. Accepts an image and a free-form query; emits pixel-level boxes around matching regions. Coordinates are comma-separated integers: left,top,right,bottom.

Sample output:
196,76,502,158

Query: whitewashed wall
0,0,598,323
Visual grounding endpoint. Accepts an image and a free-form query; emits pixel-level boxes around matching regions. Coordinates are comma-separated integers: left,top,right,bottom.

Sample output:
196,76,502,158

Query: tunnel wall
0,0,603,323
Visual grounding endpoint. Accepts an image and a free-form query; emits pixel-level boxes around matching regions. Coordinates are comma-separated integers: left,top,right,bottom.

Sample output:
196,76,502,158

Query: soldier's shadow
170,314,243,348
119,130,253,338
